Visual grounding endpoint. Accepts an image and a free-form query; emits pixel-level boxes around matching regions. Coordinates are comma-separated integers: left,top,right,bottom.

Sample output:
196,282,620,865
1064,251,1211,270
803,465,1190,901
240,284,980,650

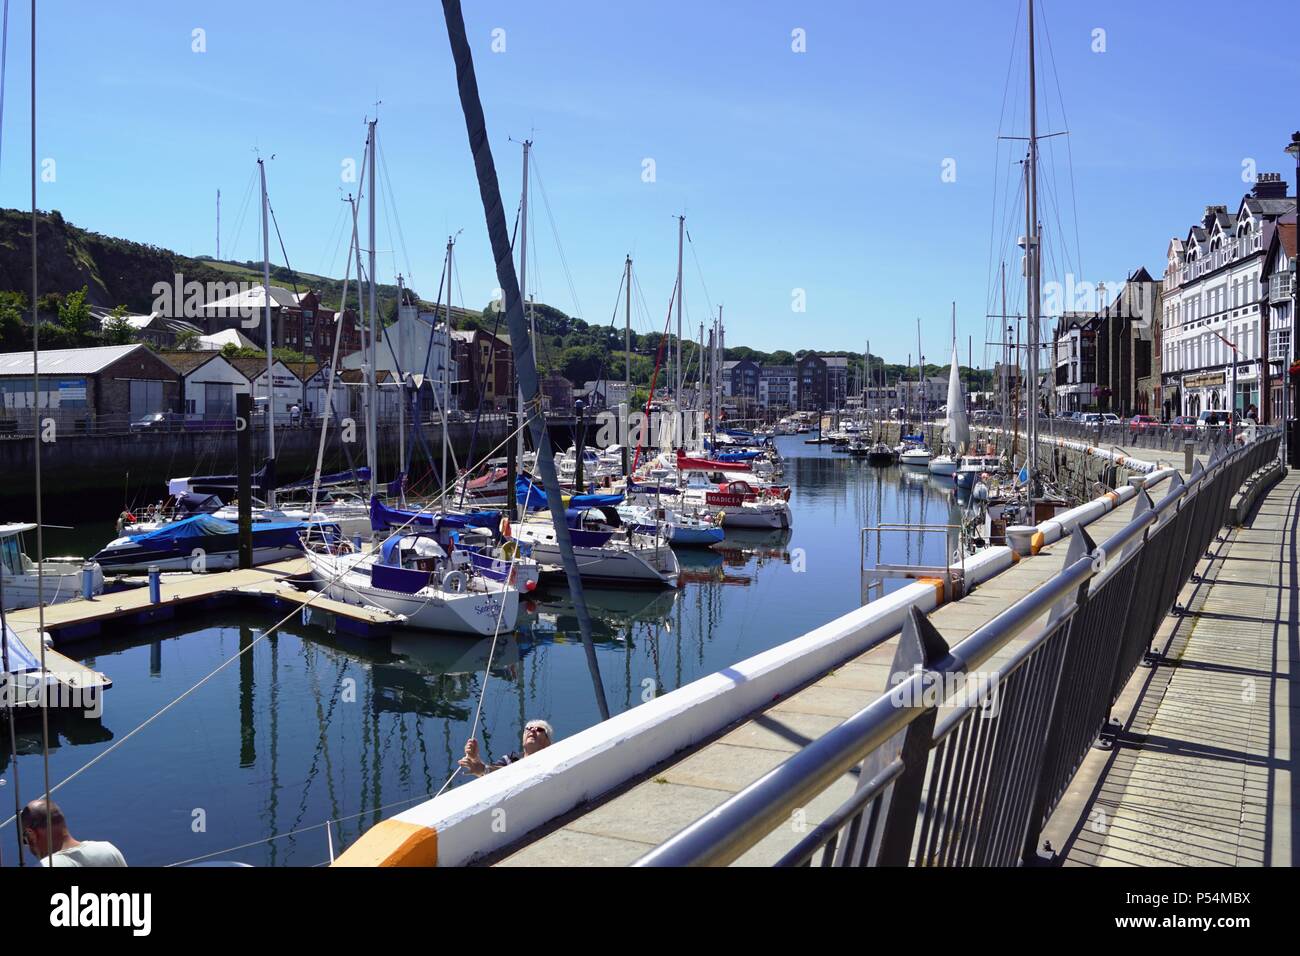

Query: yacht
0,523,103,609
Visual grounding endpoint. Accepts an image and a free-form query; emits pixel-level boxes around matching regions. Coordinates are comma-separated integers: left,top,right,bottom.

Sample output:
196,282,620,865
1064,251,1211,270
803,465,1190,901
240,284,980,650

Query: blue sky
0,0,1296,366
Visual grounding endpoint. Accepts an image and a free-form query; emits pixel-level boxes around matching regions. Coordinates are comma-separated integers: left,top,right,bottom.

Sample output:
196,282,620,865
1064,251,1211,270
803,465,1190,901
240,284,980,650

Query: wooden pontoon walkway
1058,469,1297,866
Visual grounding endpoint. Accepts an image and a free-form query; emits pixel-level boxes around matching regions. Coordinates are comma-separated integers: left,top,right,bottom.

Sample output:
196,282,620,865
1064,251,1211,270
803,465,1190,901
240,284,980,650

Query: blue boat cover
1,623,39,674
515,476,623,512
369,496,501,534
126,513,307,543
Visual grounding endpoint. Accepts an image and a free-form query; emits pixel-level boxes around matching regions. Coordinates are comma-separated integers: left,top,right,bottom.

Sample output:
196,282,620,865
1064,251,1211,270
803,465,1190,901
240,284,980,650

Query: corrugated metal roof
199,284,298,314
0,344,146,376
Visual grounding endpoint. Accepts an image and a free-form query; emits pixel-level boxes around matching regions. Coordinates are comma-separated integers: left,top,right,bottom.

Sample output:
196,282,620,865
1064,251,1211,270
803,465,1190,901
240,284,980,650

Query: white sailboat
929,309,969,477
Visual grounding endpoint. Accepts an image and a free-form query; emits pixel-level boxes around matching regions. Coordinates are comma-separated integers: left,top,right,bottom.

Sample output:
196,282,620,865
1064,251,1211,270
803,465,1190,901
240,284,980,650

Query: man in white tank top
20,798,127,867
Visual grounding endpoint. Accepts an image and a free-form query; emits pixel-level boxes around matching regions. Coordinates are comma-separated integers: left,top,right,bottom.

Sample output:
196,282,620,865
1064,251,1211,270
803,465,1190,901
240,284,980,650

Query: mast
1001,260,1008,450
675,214,684,416
216,188,221,260
442,236,453,503
259,157,275,506
916,317,923,426
517,140,531,473
1025,0,1041,497
396,273,407,483
366,118,379,501
624,254,632,474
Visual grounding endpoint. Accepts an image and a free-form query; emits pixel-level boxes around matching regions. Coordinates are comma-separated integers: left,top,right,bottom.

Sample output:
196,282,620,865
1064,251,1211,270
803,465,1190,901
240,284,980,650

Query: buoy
442,570,467,593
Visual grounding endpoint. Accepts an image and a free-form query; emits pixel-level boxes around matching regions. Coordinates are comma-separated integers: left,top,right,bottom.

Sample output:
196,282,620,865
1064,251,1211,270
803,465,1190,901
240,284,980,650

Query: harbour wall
0,419,512,505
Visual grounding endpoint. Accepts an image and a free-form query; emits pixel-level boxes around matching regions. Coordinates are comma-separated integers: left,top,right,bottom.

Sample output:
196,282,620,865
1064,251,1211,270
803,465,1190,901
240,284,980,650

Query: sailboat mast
916,317,923,425
675,215,684,412
1025,0,1041,495
366,118,379,501
442,236,453,502
1000,260,1008,447
624,254,632,475
517,140,531,472
259,158,276,506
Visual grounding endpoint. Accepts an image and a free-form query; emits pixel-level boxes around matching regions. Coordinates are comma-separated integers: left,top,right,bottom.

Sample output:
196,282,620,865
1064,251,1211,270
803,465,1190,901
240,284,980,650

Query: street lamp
1285,131,1300,466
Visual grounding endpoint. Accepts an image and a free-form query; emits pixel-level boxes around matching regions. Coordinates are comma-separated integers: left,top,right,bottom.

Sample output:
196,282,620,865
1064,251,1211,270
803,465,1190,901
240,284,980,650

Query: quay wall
0,419,510,504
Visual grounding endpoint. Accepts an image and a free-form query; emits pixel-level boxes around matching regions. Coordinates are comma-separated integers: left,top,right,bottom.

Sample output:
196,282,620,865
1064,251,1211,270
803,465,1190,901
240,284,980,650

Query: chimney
1252,172,1288,200
1202,204,1227,229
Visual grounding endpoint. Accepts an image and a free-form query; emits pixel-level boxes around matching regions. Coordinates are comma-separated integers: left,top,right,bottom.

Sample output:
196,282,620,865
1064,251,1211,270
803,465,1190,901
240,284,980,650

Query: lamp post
1285,131,1300,466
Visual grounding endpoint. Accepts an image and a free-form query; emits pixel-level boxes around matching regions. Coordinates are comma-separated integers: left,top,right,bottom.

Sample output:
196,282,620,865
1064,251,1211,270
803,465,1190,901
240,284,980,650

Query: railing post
872,606,948,866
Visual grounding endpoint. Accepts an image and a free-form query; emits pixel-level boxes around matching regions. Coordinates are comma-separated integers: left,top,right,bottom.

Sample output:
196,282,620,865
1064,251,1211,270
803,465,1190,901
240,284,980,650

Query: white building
758,365,797,410
1053,313,1097,413
1161,174,1295,420
1260,218,1296,421
342,304,456,413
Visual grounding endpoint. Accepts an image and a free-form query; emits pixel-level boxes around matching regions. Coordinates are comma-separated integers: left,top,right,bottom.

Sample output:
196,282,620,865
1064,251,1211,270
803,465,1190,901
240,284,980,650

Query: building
342,303,456,414
93,309,206,350
451,329,514,412
540,373,574,412
159,351,247,421
1053,312,1098,413
1259,216,1296,422
226,357,303,422
197,285,363,364
896,376,947,415
758,365,797,411
576,380,631,409
723,359,760,402
1161,174,1296,421
0,344,179,429
795,353,848,410
1093,269,1162,417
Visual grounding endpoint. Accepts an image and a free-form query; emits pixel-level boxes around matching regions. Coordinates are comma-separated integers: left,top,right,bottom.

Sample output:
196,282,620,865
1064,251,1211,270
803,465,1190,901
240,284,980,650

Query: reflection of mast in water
238,625,256,768
267,631,280,867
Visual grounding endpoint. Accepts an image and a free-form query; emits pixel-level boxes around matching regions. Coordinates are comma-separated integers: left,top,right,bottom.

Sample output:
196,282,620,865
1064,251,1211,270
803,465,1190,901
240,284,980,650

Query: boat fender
442,570,467,593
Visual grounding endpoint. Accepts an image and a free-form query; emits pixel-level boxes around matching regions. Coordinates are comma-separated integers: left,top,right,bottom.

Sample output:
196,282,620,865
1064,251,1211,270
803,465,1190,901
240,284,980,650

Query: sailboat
928,305,969,479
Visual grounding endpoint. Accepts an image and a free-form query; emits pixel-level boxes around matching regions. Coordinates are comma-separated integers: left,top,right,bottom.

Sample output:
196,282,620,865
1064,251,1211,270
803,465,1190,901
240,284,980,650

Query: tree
0,291,28,351
101,305,136,345
175,329,202,351
57,286,95,343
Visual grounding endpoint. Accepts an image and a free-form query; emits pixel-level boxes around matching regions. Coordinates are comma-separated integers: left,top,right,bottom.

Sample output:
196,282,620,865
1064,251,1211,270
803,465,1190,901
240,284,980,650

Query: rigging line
27,0,52,867
1037,0,1083,283
685,229,715,320
227,166,258,265
985,0,1025,316
318,197,350,282
527,151,585,322
377,139,415,283
0,0,24,869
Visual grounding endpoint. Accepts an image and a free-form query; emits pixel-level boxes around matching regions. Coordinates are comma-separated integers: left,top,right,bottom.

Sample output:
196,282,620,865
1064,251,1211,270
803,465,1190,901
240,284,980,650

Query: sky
0,0,1296,367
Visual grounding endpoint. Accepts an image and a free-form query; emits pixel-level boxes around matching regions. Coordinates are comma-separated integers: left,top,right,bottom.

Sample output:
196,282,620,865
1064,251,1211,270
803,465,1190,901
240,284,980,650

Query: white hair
524,719,553,739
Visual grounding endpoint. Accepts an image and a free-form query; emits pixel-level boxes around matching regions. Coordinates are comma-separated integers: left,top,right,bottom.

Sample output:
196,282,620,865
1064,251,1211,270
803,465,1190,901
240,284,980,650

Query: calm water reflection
0,438,960,866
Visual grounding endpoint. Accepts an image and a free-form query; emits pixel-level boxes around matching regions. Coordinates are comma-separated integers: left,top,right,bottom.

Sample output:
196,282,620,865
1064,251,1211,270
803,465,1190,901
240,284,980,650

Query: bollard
148,565,161,605
1006,525,1037,556
1184,440,1194,474
81,562,95,599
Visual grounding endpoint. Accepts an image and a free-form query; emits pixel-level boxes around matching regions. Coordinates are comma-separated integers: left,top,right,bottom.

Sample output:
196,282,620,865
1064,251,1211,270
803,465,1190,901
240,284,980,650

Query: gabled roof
0,344,148,376
157,351,227,375
199,284,298,314
226,356,300,382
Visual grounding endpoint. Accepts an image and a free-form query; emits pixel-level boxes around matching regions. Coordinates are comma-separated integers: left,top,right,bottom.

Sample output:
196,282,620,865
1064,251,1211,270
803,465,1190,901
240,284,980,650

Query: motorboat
92,514,323,574
0,523,103,609
955,454,1003,491
512,506,680,587
616,501,724,548
898,444,932,467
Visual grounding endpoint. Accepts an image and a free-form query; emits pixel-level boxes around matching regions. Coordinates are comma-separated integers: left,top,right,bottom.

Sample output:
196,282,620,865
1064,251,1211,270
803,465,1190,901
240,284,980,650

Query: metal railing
0,410,509,440
635,432,1279,866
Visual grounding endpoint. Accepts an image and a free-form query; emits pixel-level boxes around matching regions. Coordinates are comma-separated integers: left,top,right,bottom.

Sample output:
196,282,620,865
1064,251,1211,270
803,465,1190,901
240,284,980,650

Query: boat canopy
368,496,501,534
126,513,307,543
380,533,446,566
0,523,37,538
516,475,623,512
1,623,40,675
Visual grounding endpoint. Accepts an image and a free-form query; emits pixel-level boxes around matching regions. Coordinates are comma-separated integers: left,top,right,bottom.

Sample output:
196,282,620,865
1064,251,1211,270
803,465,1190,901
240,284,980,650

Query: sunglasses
524,726,548,735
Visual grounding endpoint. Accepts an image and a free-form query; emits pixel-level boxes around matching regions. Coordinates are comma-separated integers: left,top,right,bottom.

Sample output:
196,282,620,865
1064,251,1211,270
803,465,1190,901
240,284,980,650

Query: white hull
2,562,103,610
98,544,302,575
928,457,958,476
305,549,519,636
899,450,931,467
514,525,679,587
715,504,790,530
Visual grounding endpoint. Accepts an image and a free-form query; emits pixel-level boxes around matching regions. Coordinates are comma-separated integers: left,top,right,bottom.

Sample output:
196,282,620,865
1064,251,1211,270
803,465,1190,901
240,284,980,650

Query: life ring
442,570,467,593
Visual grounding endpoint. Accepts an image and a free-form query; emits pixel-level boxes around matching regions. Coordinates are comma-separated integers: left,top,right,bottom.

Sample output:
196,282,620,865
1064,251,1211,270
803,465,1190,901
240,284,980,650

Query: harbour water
0,437,961,866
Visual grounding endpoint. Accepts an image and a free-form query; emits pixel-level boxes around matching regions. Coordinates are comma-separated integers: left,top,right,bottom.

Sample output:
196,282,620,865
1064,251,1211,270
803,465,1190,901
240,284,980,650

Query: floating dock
2,557,405,704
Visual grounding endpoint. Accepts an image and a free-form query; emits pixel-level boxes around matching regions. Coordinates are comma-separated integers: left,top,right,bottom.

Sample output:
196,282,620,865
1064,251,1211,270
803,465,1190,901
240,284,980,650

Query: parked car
1100,413,1121,426
1079,412,1102,429
129,411,185,432
1169,415,1198,435
1196,410,1233,431
1129,414,1159,434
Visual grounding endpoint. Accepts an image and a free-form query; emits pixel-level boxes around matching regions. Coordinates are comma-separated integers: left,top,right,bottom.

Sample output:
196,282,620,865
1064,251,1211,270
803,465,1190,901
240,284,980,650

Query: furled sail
943,347,970,453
